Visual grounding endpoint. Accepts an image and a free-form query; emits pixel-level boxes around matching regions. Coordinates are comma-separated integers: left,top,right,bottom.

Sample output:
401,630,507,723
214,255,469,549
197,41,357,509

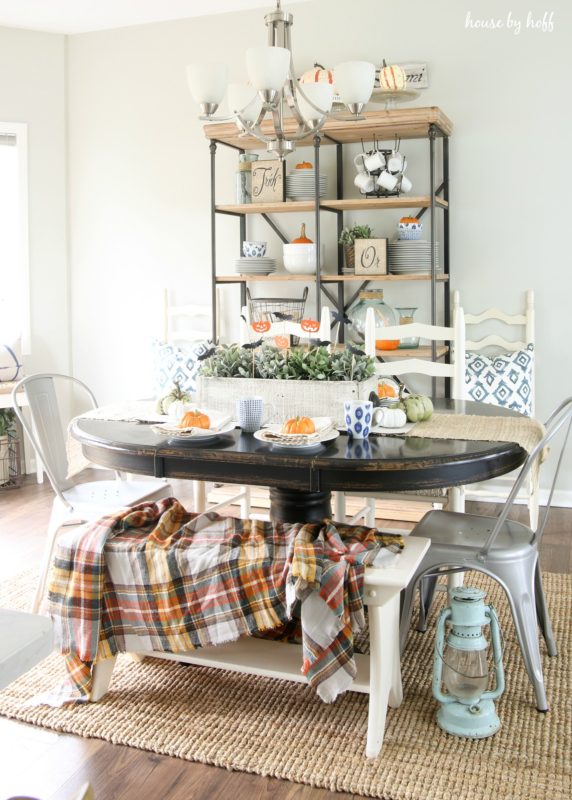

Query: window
0,123,30,354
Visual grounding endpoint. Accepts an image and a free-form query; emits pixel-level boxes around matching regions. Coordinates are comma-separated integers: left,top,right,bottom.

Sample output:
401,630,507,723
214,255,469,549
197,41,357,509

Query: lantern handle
479,605,505,702
432,608,454,705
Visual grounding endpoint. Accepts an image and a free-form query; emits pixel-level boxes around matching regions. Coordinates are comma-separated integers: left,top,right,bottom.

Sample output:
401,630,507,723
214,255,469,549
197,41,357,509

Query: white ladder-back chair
11,374,173,613
454,289,537,526
163,288,251,518
336,305,467,527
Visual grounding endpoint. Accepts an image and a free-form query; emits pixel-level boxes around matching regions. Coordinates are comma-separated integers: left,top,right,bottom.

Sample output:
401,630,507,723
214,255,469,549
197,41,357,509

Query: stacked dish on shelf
388,241,441,275
235,256,276,276
285,162,327,201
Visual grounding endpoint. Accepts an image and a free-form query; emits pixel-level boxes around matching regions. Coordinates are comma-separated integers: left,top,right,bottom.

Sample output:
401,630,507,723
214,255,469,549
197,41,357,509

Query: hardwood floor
0,475,570,800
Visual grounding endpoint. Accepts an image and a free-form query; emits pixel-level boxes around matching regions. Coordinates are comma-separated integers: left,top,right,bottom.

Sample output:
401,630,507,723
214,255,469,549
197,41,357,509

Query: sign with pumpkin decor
354,238,388,276
251,159,285,203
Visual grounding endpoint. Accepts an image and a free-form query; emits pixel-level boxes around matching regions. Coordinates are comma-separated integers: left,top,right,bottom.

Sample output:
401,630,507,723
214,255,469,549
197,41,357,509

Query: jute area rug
0,571,570,800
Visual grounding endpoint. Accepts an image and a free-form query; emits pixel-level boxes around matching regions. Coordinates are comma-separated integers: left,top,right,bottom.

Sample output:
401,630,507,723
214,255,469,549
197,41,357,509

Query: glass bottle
395,306,419,348
348,290,399,350
236,153,259,203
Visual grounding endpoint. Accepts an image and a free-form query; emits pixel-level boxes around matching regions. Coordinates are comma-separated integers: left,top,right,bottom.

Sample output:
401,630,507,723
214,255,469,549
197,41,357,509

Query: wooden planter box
198,376,378,425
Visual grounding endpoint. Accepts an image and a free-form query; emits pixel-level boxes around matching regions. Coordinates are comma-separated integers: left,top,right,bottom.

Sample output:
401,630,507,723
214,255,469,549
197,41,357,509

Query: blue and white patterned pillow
465,344,534,416
153,339,212,397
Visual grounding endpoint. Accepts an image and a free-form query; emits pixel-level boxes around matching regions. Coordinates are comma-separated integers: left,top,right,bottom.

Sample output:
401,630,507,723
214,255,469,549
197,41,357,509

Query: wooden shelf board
375,345,449,360
204,107,453,149
321,196,448,211
216,196,447,215
216,273,449,284
216,201,314,215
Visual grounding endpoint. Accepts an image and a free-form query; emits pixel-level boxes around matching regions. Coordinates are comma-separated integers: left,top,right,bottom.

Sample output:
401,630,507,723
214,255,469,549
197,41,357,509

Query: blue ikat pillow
152,339,212,397
465,344,534,416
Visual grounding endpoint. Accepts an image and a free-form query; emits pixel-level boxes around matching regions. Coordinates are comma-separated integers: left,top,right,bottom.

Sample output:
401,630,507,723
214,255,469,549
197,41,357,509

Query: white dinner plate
153,418,236,441
253,426,339,452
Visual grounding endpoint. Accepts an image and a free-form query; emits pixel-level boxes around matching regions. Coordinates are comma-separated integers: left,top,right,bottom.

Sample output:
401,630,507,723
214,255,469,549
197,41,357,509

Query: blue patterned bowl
243,241,267,258
398,222,423,240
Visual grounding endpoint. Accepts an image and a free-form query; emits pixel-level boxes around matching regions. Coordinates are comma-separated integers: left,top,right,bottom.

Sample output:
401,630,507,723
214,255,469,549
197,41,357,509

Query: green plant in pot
0,409,16,485
339,224,374,272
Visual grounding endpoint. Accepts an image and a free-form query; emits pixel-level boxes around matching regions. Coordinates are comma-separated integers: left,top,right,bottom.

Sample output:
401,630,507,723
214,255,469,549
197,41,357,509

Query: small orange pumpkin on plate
295,161,313,170
281,416,316,435
179,410,211,429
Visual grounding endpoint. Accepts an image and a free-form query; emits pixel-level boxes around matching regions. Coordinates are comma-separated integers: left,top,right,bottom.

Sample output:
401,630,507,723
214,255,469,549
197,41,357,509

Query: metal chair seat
414,510,534,558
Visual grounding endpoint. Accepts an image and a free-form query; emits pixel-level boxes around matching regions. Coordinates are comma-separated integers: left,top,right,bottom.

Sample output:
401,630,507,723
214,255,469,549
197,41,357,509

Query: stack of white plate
388,240,442,274
285,170,327,201
235,257,276,276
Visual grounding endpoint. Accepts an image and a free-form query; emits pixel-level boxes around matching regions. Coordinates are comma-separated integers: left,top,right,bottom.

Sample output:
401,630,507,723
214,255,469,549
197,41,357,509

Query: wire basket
0,430,23,490
247,287,308,345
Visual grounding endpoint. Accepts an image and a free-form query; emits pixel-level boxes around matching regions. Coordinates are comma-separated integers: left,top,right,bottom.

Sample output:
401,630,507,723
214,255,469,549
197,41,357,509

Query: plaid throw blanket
46,498,403,704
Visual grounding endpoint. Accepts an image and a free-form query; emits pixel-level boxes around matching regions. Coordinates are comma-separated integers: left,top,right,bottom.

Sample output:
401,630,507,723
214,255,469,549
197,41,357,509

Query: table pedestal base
269,488,332,524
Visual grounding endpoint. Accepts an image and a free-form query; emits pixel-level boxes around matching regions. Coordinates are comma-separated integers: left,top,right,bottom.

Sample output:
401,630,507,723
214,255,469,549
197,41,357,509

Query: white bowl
283,243,325,274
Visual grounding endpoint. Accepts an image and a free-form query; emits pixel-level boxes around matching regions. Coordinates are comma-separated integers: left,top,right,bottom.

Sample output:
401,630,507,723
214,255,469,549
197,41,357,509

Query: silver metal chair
12,373,173,613
399,397,572,712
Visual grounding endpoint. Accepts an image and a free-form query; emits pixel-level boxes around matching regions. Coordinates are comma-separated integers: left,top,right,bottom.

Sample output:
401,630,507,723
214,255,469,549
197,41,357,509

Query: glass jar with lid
236,153,259,204
348,290,399,350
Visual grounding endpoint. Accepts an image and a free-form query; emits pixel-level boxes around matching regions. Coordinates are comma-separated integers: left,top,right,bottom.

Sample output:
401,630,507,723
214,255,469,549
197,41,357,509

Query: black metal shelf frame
208,123,450,355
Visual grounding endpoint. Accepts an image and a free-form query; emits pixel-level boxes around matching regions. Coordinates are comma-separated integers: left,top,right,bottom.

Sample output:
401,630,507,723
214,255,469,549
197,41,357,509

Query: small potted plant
0,409,16,486
339,224,374,272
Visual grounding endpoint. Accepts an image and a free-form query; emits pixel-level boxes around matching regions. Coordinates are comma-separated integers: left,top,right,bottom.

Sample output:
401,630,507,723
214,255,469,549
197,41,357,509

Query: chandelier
186,1,376,159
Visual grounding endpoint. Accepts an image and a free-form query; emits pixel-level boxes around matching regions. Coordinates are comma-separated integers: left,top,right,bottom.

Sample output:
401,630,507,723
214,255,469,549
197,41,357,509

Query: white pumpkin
375,407,407,428
378,64,407,92
168,400,196,422
300,63,334,85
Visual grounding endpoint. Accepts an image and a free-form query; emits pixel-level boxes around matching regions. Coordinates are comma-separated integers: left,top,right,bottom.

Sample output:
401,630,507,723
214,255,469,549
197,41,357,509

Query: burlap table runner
409,412,546,486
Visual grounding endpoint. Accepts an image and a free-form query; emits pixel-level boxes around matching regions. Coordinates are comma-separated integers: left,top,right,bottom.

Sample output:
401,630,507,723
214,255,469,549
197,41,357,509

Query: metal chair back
11,373,98,502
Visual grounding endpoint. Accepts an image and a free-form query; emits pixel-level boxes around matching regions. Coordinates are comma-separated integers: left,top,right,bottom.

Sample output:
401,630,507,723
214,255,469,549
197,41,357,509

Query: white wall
66,0,572,491
0,26,68,375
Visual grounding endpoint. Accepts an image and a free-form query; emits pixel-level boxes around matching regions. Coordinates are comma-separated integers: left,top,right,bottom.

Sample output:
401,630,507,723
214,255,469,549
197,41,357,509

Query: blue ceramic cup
344,400,373,439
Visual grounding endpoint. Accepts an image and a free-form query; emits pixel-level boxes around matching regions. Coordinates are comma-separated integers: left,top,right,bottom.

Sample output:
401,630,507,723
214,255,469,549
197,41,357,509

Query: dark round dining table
71,398,527,523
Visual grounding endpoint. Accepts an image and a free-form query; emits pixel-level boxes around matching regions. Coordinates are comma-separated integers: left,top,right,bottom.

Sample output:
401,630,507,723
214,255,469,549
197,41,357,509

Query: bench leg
366,591,401,758
91,656,117,701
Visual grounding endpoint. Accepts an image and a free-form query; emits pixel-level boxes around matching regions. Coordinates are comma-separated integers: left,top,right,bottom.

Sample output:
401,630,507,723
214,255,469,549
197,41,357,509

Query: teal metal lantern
432,586,505,738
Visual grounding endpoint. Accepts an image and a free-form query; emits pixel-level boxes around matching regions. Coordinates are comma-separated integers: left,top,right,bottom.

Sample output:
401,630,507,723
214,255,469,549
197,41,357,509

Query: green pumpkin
155,381,193,415
391,394,433,423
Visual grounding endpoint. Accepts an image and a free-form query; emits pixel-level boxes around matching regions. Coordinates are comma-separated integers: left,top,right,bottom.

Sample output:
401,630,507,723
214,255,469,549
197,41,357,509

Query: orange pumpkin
399,216,419,225
292,223,313,244
281,416,316,435
179,410,211,429
377,382,398,399
274,335,290,349
296,161,313,170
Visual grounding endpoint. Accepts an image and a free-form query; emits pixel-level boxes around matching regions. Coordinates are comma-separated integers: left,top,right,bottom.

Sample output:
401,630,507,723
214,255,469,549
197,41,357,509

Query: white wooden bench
90,536,430,759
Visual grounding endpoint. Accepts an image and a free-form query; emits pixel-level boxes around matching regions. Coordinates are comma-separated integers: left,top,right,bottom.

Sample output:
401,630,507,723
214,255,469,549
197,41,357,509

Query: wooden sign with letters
354,239,388,276
251,159,285,203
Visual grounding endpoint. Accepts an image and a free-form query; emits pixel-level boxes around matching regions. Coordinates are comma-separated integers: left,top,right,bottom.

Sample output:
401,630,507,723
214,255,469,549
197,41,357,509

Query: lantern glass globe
442,646,489,703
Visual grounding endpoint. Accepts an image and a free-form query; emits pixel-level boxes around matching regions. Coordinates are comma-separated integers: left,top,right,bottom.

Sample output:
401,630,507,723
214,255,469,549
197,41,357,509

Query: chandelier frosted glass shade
296,82,334,123
246,46,290,93
227,83,263,124
334,61,376,105
185,2,376,157
186,63,228,107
